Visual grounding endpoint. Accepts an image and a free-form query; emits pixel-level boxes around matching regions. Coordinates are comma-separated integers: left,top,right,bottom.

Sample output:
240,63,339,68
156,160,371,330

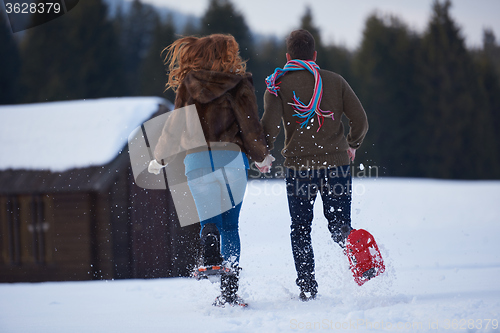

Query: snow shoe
192,265,231,281
345,229,385,286
200,223,223,267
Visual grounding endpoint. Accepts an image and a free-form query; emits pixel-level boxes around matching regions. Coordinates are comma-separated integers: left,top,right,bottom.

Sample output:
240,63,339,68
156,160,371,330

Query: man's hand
347,147,356,162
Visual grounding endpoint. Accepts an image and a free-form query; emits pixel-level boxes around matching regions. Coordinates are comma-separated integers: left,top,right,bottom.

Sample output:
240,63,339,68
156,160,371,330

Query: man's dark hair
286,29,316,60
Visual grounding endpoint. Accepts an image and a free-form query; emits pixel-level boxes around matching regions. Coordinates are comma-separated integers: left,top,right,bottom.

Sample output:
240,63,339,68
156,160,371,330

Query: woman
149,34,273,307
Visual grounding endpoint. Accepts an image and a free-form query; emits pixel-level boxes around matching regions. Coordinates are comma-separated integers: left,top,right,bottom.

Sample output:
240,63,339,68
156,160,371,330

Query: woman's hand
148,160,164,175
255,155,275,173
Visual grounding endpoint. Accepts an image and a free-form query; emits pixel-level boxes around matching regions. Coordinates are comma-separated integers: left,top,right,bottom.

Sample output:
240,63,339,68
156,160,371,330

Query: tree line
1,0,499,179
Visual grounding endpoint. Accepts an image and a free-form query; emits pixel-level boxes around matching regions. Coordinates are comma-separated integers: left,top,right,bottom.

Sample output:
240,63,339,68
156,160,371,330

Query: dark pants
285,166,353,293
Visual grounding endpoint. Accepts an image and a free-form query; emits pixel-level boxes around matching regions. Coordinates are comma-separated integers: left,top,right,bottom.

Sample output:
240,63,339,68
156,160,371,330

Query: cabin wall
108,168,133,279
0,164,199,282
51,193,93,280
0,193,93,282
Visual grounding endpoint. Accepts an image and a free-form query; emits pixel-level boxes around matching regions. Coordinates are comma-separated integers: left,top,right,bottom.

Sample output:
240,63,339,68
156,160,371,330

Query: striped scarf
265,60,334,131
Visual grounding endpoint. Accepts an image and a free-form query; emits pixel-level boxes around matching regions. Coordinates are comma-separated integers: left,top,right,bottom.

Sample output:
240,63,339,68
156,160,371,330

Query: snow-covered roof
0,97,170,172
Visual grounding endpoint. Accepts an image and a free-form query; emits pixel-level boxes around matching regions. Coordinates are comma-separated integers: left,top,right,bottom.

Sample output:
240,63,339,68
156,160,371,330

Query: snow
1,178,500,332
0,97,169,172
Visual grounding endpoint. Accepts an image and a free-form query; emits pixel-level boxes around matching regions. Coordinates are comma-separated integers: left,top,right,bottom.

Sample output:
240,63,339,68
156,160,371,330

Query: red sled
345,229,385,286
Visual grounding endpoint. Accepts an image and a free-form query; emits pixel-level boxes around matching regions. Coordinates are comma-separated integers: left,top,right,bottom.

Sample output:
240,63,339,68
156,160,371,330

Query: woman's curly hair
162,34,247,92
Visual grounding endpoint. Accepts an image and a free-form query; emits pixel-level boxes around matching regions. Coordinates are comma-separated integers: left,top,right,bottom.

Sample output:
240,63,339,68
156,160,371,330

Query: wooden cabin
0,97,200,282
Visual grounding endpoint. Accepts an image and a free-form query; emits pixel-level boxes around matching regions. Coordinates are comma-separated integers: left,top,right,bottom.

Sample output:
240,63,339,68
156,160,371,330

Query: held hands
347,147,356,162
148,159,164,175
150,155,276,175
255,155,275,174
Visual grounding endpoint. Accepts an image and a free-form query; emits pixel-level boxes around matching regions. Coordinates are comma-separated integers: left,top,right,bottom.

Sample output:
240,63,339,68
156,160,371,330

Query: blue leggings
186,167,247,265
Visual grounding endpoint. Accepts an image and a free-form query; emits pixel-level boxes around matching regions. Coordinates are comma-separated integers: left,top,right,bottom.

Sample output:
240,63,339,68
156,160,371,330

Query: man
259,29,368,301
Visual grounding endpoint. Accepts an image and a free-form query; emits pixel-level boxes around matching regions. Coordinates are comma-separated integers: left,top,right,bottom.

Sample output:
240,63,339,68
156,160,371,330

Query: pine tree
115,0,159,95
19,0,71,102
0,13,21,104
353,14,423,176
182,18,199,36
322,45,353,83
297,6,327,66
420,0,494,178
482,29,500,75
252,36,287,168
138,15,176,102
474,30,500,178
199,0,254,63
198,0,265,110
20,0,124,102
66,0,125,98
299,6,322,49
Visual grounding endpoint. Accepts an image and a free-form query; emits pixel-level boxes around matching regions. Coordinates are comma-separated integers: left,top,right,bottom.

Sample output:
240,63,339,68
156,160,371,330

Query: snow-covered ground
1,178,499,333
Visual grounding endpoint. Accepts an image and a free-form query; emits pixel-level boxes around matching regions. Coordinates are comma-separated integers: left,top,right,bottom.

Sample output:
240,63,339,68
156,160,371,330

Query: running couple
149,29,368,306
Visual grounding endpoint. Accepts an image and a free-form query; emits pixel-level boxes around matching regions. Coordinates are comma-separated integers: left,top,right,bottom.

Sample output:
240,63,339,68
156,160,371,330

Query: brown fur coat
157,70,268,163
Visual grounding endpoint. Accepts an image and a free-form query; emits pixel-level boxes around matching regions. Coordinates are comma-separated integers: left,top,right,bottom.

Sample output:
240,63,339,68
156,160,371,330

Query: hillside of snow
1,178,499,332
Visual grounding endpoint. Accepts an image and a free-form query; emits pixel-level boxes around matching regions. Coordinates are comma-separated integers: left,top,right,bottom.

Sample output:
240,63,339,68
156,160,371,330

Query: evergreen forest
1,0,500,179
